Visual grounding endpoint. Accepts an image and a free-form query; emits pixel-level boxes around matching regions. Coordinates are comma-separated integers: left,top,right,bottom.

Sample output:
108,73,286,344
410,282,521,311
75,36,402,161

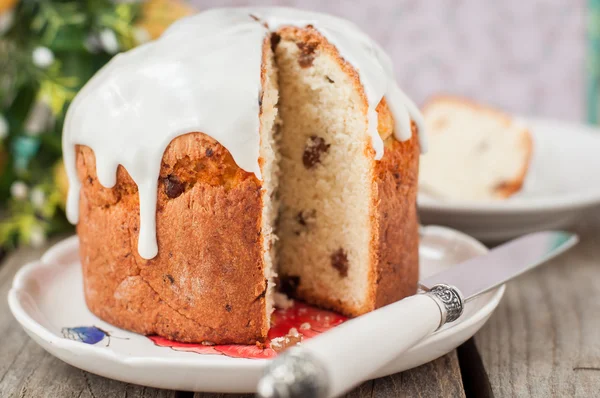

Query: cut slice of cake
419,96,532,201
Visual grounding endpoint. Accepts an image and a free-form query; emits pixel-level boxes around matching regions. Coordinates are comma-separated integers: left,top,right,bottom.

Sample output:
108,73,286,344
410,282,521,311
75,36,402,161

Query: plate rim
8,226,505,373
418,191,600,213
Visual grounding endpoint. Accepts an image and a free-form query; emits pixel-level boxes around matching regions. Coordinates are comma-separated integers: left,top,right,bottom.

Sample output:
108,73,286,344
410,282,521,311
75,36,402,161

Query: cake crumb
270,328,303,353
300,322,311,330
274,292,294,309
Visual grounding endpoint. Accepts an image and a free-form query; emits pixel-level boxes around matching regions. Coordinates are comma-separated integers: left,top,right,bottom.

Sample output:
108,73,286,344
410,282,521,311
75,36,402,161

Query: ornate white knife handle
256,284,464,398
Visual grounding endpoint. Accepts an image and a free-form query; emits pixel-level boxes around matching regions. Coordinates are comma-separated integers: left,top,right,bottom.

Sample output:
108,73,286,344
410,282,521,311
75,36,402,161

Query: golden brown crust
77,133,269,344
494,131,533,197
376,98,395,141
369,121,420,310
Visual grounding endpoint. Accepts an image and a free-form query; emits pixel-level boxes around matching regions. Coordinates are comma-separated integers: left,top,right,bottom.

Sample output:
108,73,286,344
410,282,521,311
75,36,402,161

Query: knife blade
256,230,578,398
420,230,578,300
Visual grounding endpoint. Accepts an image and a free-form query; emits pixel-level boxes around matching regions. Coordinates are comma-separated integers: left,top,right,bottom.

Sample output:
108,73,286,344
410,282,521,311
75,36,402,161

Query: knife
256,230,578,398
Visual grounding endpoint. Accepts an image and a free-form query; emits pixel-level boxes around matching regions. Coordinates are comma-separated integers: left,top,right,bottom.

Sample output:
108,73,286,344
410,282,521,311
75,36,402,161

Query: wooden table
1,216,599,397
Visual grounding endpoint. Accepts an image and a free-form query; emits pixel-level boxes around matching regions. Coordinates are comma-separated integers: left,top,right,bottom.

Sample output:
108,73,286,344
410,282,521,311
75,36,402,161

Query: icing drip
63,7,426,259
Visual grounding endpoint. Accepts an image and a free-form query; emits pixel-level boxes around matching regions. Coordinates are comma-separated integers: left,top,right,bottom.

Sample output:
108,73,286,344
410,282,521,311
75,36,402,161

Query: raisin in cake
62,7,426,344
420,96,532,200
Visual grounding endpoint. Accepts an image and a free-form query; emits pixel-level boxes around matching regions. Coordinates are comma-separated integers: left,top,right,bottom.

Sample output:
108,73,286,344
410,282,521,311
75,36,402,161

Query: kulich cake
63,7,426,344
419,96,532,201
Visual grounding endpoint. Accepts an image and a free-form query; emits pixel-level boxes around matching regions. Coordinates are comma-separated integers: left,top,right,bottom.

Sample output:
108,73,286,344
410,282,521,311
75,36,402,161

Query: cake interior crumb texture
275,32,373,314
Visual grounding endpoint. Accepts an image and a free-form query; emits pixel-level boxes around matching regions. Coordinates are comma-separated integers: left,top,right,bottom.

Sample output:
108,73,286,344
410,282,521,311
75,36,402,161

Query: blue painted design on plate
61,326,109,345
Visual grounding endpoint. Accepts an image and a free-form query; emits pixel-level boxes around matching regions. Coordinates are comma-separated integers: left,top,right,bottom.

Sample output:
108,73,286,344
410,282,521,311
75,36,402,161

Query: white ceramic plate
419,118,600,242
8,226,503,393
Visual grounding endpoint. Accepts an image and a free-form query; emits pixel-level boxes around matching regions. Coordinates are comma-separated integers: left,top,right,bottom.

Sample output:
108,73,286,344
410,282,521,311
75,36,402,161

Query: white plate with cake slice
9,226,503,393
419,113,600,242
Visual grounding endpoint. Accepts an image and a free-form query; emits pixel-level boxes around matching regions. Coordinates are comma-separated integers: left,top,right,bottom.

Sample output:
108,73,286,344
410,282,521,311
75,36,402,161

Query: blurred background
213,0,586,122
0,0,591,252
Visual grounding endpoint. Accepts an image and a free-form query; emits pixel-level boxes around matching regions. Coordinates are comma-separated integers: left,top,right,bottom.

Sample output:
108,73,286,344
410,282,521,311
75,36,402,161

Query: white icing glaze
63,7,426,259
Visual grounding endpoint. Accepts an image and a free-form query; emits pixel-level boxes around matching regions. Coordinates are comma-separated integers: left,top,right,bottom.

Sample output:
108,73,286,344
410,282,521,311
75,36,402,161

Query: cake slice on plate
419,96,532,201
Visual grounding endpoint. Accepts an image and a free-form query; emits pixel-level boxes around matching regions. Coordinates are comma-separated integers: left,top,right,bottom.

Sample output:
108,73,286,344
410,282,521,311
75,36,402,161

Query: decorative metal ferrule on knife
257,347,329,398
424,284,465,329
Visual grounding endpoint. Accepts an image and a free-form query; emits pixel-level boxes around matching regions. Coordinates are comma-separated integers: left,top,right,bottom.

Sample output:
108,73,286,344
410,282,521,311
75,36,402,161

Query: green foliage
0,0,142,250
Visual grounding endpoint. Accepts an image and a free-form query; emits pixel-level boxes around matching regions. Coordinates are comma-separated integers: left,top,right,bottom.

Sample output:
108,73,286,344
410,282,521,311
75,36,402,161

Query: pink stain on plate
149,301,347,359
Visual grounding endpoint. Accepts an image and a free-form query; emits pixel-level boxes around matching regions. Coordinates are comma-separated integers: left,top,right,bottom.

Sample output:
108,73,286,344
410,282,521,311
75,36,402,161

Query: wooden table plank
193,350,465,398
0,237,465,397
365,350,465,397
475,218,600,397
0,238,178,398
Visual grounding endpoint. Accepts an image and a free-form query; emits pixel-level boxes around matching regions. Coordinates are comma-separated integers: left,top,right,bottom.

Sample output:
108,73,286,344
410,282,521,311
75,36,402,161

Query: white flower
0,114,8,139
99,29,119,54
30,187,45,209
32,47,55,68
10,181,28,200
30,225,47,248
133,27,151,45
